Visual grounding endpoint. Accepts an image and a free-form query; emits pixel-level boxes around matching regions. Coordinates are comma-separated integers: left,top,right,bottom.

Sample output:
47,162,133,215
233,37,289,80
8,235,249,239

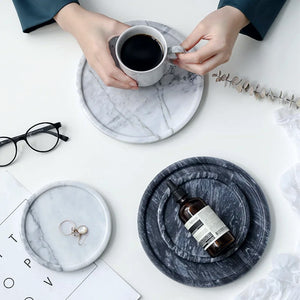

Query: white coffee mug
115,25,185,87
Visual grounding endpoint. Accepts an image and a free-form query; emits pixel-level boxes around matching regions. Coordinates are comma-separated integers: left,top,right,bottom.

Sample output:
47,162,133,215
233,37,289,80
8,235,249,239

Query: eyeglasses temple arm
46,131,69,141
0,139,12,147
26,123,69,142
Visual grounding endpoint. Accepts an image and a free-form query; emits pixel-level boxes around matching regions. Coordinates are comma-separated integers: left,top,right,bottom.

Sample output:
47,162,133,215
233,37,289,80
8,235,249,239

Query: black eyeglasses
0,122,69,167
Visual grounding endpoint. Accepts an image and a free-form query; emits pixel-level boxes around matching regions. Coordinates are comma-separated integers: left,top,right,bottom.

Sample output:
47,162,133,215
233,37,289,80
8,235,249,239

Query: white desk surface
1,0,299,299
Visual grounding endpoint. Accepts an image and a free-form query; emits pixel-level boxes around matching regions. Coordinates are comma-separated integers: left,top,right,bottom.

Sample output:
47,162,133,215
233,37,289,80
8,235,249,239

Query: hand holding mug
54,3,138,90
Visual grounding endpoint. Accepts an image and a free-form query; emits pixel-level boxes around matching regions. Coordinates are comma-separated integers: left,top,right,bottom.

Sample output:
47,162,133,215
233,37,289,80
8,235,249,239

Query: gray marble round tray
77,20,204,144
21,181,111,272
138,157,271,287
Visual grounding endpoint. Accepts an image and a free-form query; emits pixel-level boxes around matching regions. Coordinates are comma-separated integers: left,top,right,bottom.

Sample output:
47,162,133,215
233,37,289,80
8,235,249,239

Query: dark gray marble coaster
77,20,204,144
138,157,271,287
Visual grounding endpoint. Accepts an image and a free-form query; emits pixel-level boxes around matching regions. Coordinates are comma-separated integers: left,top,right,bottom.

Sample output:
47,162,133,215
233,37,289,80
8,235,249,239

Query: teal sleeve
12,0,79,33
218,0,286,40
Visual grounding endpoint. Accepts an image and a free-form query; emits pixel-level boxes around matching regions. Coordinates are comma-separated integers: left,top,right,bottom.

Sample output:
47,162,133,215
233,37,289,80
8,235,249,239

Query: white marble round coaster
77,20,204,143
21,181,111,272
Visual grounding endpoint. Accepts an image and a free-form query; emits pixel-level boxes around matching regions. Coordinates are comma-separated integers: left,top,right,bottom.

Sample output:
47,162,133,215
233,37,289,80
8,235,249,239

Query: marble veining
26,207,62,271
77,20,204,143
21,181,112,272
138,157,271,287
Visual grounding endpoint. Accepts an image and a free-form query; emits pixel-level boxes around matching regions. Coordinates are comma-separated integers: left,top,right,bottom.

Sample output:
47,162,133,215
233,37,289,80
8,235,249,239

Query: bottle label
184,206,229,250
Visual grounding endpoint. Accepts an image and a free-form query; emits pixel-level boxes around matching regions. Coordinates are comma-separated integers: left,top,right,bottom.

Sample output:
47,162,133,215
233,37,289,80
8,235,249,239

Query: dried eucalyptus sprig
212,70,300,110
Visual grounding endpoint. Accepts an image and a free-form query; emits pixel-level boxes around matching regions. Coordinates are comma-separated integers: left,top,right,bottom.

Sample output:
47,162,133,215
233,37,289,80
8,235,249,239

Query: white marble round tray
20,181,111,272
77,20,204,144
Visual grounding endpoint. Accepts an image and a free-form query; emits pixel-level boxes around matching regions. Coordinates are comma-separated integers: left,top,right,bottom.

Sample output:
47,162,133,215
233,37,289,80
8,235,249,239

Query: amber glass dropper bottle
167,180,235,257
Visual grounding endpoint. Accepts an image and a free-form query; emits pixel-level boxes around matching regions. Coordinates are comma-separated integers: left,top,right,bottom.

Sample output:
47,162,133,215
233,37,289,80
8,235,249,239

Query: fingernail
129,82,137,87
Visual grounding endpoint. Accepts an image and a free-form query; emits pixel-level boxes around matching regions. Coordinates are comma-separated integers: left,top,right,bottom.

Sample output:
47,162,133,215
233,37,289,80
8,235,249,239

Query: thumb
113,22,130,37
107,22,130,41
181,23,205,51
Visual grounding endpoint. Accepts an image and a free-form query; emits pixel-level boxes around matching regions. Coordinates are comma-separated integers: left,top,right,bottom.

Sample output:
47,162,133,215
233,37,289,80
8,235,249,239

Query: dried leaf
268,90,275,101
236,83,243,93
243,81,250,91
218,70,221,77
248,86,254,96
212,73,218,77
226,74,230,80
260,89,266,98
231,76,239,85
283,95,290,103
254,91,262,99
216,78,221,82
221,74,227,81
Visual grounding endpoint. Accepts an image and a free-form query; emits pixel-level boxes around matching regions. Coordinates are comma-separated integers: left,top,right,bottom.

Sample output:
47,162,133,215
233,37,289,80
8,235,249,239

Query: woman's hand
54,3,138,89
175,6,249,75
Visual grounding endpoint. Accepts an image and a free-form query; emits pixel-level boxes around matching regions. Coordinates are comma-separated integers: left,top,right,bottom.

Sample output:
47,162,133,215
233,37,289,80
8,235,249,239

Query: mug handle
167,45,186,60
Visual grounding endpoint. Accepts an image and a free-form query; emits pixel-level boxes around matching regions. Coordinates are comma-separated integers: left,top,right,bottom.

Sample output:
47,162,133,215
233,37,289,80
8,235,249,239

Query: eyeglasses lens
26,123,59,152
0,137,16,166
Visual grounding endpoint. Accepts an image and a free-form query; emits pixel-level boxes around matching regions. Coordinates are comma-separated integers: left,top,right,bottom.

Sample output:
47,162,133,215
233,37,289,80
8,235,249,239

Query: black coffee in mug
120,34,164,71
